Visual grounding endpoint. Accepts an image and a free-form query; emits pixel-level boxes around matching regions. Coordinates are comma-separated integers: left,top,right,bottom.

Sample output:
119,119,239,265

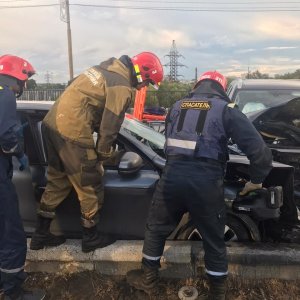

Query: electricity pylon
164,40,186,81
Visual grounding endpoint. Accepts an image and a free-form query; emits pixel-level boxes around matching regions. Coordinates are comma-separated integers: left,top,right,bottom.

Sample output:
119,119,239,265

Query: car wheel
176,215,253,242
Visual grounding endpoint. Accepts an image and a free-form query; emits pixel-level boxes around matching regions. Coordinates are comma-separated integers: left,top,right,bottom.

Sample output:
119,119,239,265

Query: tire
176,214,253,242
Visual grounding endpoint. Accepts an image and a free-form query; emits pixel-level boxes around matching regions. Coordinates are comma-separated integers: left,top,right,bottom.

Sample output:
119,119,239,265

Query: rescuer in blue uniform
0,55,44,300
127,71,273,299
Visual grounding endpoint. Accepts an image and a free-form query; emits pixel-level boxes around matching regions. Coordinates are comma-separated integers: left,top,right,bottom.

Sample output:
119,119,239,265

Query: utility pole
60,0,74,80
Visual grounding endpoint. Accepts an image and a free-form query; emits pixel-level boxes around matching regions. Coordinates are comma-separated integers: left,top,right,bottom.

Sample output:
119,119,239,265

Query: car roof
231,79,300,90
17,100,53,110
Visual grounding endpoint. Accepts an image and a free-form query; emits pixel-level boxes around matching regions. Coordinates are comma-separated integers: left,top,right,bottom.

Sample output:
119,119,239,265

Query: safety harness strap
177,109,187,132
195,110,208,135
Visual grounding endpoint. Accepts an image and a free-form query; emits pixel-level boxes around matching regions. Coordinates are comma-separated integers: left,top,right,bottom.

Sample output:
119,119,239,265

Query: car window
235,90,300,113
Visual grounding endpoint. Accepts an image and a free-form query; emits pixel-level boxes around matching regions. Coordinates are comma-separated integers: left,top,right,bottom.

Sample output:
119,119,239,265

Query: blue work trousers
0,155,27,296
142,157,228,274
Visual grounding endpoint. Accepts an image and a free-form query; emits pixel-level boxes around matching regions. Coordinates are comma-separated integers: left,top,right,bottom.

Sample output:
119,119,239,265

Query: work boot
4,288,45,300
81,224,116,253
207,274,227,300
126,265,159,294
30,215,66,250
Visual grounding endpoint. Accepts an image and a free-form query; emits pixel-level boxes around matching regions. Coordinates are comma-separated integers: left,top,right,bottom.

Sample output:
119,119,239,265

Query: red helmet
198,71,227,91
0,54,35,81
131,52,163,89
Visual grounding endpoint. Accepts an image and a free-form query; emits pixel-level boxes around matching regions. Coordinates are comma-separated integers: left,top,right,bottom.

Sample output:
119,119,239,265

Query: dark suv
227,79,300,206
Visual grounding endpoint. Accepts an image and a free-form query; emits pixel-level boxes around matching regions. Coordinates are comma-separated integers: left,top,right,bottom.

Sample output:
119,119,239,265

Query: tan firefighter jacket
43,57,134,160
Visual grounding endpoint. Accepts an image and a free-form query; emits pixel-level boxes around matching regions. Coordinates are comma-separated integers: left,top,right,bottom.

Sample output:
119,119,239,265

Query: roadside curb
25,239,300,280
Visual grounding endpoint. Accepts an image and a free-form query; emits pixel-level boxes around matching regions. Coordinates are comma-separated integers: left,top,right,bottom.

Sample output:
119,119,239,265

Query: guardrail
19,89,64,101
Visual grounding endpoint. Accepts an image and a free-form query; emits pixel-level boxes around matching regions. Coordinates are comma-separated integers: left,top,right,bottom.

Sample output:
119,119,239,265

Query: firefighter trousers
0,155,27,296
142,158,228,275
39,125,104,220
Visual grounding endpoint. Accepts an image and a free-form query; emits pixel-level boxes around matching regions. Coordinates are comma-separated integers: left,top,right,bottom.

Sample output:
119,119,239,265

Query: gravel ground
23,271,300,300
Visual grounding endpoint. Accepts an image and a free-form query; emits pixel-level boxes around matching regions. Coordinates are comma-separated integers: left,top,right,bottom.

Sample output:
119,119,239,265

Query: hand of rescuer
239,181,262,196
96,161,104,176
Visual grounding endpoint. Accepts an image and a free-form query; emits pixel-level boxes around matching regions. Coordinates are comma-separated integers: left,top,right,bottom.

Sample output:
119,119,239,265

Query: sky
1,0,300,83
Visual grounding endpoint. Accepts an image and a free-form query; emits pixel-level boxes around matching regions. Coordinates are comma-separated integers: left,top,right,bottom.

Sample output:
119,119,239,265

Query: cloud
263,46,298,50
255,15,300,40
2,1,300,82
235,49,256,54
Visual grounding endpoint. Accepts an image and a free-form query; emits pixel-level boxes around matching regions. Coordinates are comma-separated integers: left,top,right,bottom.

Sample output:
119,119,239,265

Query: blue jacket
0,85,23,157
165,84,272,184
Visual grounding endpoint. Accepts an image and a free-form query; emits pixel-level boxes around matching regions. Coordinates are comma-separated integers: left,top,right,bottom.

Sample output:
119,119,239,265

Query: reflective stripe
38,209,55,219
227,103,236,108
205,268,228,276
1,144,18,154
0,266,24,273
167,138,196,150
143,253,161,261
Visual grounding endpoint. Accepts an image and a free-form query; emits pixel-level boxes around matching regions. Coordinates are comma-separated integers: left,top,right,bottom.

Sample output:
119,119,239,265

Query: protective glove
18,154,28,171
239,181,262,196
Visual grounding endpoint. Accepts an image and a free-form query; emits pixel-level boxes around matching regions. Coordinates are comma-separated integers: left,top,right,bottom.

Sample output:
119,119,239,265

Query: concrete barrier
25,239,300,280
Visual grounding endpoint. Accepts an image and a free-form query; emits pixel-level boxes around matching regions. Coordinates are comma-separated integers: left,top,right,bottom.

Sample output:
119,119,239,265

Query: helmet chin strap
0,74,24,97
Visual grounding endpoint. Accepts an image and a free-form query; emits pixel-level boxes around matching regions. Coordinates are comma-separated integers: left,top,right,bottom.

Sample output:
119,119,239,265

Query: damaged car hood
246,97,300,148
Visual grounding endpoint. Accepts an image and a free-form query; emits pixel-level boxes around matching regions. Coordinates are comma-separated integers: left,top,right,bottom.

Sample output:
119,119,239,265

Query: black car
226,79,300,207
15,101,299,244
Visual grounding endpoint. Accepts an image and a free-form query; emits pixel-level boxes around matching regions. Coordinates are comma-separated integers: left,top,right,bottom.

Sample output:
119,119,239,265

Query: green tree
275,69,300,79
36,83,66,89
26,79,37,89
154,81,192,108
243,70,270,79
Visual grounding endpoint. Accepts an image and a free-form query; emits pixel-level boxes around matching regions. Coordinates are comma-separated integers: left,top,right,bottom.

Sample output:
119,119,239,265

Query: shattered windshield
122,117,165,152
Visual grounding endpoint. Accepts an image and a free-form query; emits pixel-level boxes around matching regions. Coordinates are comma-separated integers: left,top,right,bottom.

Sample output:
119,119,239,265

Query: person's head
195,70,227,91
131,52,163,90
0,54,35,97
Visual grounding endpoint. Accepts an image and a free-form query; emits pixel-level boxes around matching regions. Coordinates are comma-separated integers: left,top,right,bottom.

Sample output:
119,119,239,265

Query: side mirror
118,152,143,176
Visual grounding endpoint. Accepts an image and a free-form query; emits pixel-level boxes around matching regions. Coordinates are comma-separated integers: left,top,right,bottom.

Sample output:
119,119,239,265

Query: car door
12,110,40,235
18,106,160,239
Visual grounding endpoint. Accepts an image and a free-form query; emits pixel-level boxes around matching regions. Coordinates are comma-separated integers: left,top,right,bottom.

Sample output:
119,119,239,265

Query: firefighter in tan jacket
30,52,164,253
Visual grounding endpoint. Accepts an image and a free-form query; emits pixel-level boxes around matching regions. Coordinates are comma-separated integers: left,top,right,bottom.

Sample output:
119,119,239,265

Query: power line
1,2,300,11
0,4,58,8
73,4,300,12
0,0,31,2
95,0,300,3
1,0,299,2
